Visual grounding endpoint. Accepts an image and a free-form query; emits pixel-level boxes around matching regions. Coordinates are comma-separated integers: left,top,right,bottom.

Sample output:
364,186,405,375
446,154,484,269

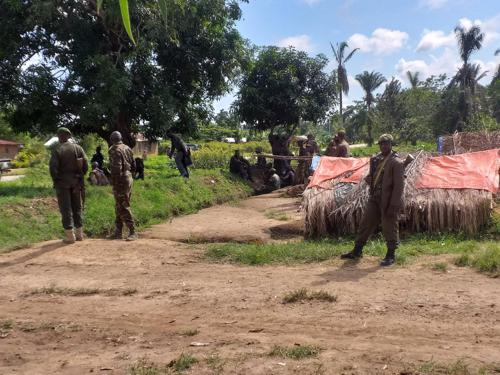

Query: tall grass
0,156,251,252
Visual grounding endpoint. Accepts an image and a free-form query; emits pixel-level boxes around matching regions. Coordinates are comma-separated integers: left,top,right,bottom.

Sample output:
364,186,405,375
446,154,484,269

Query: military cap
378,134,394,144
57,127,72,136
337,128,346,135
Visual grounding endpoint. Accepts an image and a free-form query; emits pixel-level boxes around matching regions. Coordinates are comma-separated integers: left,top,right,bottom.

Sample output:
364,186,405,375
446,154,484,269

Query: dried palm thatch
441,130,500,155
303,152,495,237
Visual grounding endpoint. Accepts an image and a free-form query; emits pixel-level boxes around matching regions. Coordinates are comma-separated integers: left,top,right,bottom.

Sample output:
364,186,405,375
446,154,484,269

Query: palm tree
355,71,386,145
330,41,359,128
495,48,500,56
454,25,484,129
406,71,420,89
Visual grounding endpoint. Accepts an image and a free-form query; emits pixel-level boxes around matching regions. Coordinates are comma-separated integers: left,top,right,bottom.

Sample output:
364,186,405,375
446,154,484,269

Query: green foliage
269,345,321,360
11,138,48,168
237,46,336,133
169,353,198,372
455,246,500,277
1,0,248,143
0,156,251,252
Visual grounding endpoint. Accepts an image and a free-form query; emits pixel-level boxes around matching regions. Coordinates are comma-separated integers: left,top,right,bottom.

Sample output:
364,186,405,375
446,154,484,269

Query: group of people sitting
229,129,350,192
88,146,146,186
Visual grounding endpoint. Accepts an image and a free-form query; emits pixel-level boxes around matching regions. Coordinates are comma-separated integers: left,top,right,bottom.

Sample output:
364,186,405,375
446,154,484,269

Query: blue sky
214,0,500,112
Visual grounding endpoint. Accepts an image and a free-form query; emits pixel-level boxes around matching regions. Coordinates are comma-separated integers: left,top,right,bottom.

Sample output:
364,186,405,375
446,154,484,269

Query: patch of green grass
23,285,137,297
265,210,290,221
205,353,224,374
0,320,14,336
179,329,199,337
168,353,198,372
431,262,448,272
455,246,500,277
269,344,321,360
0,157,251,252
418,359,471,374
282,288,337,304
206,235,499,268
129,359,170,375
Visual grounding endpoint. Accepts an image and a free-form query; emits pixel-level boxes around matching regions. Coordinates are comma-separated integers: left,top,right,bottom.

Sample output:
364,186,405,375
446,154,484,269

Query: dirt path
0,193,499,375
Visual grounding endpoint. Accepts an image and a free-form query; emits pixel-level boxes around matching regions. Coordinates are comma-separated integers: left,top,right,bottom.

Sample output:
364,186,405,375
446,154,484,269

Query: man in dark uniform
167,132,192,178
134,157,145,180
91,146,105,169
230,150,252,180
341,134,405,266
108,131,137,241
49,127,88,243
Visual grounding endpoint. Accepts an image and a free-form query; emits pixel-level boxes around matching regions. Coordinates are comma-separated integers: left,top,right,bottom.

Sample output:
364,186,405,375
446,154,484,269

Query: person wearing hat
325,129,350,157
340,134,405,266
108,131,137,241
49,127,89,243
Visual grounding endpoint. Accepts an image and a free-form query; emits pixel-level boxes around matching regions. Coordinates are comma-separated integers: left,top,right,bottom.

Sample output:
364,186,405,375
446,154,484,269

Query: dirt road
1,193,499,374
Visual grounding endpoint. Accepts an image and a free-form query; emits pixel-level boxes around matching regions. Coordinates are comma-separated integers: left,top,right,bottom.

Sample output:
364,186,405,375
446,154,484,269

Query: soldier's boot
63,229,76,244
75,227,84,241
107,226,123,240
340,244,363,260
380,247,396,267
126,227,138,241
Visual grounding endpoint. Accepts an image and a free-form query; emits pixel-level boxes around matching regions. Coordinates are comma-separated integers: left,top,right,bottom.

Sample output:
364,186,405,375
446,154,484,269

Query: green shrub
12,138,49,168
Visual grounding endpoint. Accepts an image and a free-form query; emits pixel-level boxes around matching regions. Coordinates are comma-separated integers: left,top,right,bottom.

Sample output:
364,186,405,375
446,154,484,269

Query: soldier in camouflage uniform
108,131,137,241
341,134,405,266
49,127,88,243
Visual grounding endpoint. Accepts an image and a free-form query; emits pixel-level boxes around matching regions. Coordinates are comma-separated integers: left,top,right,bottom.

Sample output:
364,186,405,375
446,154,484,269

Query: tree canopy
0,0,249,146
236,46,337,135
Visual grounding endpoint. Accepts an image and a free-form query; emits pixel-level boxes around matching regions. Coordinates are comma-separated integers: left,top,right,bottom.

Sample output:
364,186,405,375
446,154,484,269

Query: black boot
380,247,396,267
340,244,363,260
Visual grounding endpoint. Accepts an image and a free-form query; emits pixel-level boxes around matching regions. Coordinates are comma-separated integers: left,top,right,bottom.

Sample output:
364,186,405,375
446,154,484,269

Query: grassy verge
0,155,251,253
205,234,500,274
269,345,321,360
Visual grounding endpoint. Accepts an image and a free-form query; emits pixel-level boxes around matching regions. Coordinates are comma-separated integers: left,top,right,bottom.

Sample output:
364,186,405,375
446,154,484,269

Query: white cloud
395,48,499,85
277,34,314,52
347,28,409,55
416,29,455,52
458,14,500,46
419,0,449,9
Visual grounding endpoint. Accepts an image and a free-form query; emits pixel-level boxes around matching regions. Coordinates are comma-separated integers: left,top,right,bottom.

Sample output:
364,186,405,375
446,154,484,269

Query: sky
213,0,500,112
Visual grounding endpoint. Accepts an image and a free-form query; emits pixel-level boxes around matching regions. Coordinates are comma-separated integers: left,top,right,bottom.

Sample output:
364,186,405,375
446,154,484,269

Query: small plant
129,358,169,375
168,353,198,372
179,329,199,337
265,210,290,221
454,254,471,267
205,353,224,374
23,285,137,297
431,262,448,272
283,288,337,304
418,359,471,375
0,320,14,337
269,344,321,360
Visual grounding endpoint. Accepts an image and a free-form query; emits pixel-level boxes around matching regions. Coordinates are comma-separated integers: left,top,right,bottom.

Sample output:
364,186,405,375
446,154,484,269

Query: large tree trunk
116,111,136,148
366,105,373,146
339,90,343,129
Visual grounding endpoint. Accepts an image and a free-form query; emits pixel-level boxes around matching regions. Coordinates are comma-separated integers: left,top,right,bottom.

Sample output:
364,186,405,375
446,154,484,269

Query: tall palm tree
406,71,420,89
355,71,386,145
330,41,359,128
454,25,484,129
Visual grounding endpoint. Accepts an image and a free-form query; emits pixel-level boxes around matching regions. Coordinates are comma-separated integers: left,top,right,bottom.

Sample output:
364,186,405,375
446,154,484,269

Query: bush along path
0,156,251,253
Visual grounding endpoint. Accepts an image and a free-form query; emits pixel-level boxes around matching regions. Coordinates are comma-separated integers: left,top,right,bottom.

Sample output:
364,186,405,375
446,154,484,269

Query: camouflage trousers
355,196,399,250
112,175,135,231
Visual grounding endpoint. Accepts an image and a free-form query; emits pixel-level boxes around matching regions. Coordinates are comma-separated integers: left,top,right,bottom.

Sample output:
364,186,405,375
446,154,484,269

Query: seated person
134,157,145,180
255,147,267,168
281,166,295,187
324,136,339,156
256,168,281,194
229,150,252,180
88,162,109,186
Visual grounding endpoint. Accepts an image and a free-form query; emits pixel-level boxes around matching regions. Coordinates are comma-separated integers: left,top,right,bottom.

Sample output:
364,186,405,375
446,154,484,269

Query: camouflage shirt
109,142,136,177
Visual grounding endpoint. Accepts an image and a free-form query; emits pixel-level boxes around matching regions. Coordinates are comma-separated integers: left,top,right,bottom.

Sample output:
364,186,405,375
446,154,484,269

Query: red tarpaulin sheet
415,149,499,193
308,149,499,193
307,157,369,189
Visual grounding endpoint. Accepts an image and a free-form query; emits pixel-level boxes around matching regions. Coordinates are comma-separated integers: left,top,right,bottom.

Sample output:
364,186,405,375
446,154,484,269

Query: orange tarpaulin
415,149,500,193
307,157,369,189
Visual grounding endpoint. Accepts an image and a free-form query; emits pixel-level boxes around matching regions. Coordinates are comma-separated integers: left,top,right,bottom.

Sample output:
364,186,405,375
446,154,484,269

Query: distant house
133,133,158,156
0,139,22,161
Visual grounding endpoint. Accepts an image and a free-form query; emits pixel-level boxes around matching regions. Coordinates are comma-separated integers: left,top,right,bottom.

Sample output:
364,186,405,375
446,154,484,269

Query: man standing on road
108,131,137,241
340,134,405,266
49,127,88,243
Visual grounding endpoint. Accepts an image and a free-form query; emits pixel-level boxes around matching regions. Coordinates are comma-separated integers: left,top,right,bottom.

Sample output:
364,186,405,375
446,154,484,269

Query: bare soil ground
1,192,499,375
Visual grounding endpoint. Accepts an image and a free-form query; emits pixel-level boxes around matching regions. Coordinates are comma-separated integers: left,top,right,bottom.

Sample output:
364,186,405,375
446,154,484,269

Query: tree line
1,0,499,150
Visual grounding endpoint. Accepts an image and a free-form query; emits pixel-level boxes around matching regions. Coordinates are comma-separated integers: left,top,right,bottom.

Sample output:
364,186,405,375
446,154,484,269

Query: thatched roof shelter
439,130,500,155
304,150,499,237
